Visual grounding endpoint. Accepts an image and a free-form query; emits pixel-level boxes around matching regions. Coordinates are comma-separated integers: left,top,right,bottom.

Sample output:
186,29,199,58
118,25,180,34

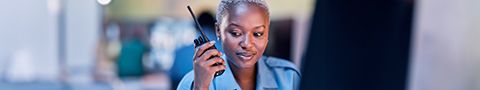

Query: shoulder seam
265,56,301,77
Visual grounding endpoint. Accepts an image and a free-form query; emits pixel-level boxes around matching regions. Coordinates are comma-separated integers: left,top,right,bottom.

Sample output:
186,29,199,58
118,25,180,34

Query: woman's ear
215,22,221,40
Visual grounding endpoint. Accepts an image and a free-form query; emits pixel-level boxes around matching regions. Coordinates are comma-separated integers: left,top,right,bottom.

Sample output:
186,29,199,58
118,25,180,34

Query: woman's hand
193,41,226,90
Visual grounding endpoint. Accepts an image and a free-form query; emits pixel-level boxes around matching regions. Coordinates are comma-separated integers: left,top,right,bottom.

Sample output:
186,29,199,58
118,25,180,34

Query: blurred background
0,0,478,90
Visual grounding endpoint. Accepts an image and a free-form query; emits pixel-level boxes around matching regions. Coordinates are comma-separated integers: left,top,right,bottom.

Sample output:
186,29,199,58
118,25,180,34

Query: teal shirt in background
116,40,147,77
177,55,301,90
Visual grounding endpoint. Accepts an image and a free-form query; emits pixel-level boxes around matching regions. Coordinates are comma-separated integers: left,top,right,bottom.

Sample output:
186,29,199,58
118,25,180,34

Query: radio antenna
187,5,210,41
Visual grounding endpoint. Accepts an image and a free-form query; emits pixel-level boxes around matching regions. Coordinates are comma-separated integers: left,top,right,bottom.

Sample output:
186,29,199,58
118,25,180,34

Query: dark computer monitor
300,0,414,90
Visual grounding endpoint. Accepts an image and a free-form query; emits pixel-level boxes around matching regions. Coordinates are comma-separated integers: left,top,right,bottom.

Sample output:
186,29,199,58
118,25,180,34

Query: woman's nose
240,34,254,49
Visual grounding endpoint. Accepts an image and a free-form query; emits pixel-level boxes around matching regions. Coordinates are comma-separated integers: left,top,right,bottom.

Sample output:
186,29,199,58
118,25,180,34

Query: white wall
64,0,100,84
409,0,480,89
0,0,100,83
0,0,59,82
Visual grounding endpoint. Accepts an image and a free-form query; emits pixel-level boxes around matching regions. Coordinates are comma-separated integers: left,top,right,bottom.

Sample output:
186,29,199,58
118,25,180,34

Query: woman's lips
236,52,256,61
239,54,253,60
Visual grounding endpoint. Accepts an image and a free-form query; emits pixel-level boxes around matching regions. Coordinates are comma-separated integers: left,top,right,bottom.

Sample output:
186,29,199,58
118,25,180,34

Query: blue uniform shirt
177,55,301,90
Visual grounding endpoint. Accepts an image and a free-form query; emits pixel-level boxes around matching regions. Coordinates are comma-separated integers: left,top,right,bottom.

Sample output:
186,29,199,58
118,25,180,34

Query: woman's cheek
257,38,268,54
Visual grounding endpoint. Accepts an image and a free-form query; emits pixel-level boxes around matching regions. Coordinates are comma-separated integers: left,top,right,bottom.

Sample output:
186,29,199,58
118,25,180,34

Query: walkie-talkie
187,6,225,77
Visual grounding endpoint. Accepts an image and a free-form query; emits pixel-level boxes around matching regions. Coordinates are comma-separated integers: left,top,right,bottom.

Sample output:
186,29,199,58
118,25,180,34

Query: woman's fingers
203,57,225,67
199,57,226,74
198,49,222,61
192,41,225,89
210,64,227,73
194,41,216,58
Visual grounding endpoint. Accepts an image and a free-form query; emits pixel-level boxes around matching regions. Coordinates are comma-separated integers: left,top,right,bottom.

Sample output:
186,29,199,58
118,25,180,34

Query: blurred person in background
94,21,171,89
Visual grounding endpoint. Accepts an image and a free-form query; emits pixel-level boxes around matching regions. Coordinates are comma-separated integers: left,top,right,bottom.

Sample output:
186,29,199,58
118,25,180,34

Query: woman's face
217,4,269,69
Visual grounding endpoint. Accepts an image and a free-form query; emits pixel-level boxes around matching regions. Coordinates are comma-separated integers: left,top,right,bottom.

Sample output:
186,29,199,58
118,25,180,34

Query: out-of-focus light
97,0,111,6
47,0,60,15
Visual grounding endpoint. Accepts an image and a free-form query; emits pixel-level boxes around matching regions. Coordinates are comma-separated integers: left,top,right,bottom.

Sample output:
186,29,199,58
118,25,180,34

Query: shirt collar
213,55,278,90
257,56,279,89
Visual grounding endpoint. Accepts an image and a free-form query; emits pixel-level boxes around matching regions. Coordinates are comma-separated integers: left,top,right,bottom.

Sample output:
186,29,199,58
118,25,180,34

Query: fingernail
210,41,216,44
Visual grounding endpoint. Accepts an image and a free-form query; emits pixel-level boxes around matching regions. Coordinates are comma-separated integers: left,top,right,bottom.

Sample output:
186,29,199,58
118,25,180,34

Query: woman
178,0,300,90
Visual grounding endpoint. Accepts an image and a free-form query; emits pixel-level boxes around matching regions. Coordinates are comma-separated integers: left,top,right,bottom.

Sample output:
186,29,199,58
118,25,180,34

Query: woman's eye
254,32,264,37
230,32,241,37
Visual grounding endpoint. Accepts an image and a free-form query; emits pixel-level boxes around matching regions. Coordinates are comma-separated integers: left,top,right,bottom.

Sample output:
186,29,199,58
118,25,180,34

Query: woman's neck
229,62,257,90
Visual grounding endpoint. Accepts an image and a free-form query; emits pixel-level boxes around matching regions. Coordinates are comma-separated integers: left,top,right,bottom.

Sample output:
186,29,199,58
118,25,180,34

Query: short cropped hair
216,0,270,23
